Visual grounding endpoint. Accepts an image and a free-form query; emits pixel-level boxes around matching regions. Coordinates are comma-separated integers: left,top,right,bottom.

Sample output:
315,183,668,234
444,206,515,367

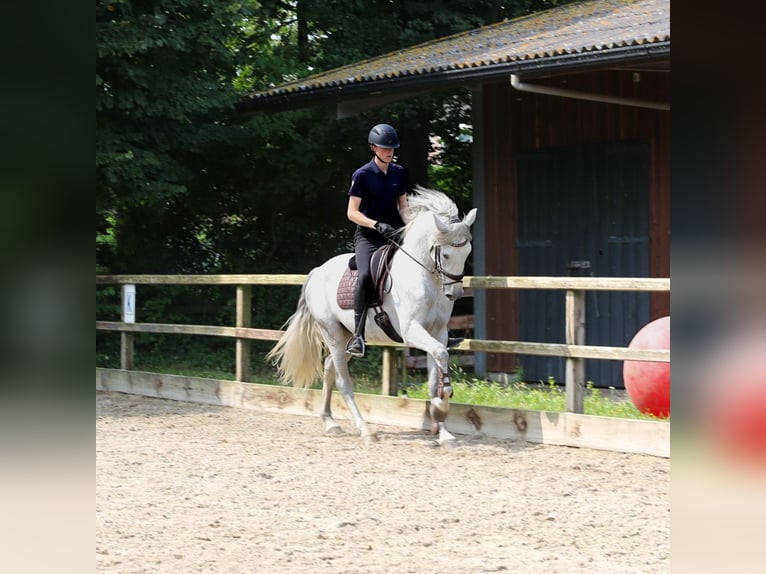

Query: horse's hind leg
329,348,378,444
320,355,343,435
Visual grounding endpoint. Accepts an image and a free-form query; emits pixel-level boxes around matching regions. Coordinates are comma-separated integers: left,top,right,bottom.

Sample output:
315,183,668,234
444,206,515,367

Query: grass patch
403,380,662,420
402,371,664,421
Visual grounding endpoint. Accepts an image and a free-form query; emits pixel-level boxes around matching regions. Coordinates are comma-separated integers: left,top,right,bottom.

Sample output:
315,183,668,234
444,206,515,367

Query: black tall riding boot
345,306,368,357
346,284,369,357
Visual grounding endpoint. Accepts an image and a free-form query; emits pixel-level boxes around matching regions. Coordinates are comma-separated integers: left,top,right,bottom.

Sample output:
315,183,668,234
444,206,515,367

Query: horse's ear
463,208,478,227
434,213,450,233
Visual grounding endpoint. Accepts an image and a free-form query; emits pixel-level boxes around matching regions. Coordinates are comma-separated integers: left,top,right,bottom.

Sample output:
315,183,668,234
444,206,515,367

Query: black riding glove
374,221,399,241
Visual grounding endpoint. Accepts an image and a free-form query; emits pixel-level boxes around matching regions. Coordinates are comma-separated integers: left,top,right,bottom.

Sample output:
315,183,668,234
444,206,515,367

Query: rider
345,123,411,357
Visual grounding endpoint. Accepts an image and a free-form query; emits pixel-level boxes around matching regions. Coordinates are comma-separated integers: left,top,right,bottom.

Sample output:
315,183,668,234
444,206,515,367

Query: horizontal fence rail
97,274,669,290
96,274,308,286
95,321,284,341
94,321,668,362
96,274,670,415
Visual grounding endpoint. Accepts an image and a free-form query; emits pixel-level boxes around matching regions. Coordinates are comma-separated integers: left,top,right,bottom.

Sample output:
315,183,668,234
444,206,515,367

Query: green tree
96,0,571,368
97,0,571,275
96,0,267,271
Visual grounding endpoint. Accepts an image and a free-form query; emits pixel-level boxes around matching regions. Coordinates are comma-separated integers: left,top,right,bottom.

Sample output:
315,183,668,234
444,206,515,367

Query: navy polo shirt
348,159,407,228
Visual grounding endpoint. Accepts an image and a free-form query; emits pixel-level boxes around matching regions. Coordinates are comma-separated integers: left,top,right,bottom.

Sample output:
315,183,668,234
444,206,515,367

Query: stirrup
345,336,366,357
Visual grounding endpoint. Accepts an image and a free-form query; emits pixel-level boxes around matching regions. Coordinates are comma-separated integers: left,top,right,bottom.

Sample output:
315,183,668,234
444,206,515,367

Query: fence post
236,285,252,382
400,349,408,386
121,284,135,370
381,348,398,396
565,289,585,413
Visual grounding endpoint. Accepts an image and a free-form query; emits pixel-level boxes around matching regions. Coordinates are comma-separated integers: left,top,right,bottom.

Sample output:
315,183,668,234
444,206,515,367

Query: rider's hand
374,221,398,240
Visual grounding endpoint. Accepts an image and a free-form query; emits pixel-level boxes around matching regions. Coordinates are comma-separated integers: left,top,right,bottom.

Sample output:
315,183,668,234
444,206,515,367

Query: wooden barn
239,0,670,387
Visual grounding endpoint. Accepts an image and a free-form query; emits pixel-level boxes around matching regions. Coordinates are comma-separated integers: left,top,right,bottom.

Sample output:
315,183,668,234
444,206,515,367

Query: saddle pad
337,266,357,310
337,245,397,310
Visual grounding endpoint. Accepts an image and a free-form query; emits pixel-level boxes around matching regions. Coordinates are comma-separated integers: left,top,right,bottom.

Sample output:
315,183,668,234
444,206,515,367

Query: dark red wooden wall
480,70,670,372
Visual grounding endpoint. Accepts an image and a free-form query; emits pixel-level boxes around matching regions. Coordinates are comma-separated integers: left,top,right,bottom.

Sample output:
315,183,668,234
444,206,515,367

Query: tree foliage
97,0,571,272
97,1,253,268
96,0,569,344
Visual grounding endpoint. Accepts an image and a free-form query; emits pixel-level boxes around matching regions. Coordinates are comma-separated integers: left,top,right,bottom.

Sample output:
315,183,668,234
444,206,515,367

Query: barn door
515,141,650,388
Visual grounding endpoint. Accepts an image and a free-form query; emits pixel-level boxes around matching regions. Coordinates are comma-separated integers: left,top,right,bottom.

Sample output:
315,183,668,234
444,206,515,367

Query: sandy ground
96,391,669,574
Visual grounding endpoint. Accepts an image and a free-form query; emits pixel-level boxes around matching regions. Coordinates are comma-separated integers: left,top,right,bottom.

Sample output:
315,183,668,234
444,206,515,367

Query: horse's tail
265,272,324,388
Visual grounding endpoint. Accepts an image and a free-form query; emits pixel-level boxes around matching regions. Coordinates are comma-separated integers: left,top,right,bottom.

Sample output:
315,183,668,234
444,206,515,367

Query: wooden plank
457,339,670,362
96,274,307,285
559,412,670,456
235,285,252,382
120,333,134,370
96,321,669,362
96,368,669,457
97,274,669,292
464,276,670,292
381,348,397,396
565,289,585,413
120,285,135,369
96,321,284,341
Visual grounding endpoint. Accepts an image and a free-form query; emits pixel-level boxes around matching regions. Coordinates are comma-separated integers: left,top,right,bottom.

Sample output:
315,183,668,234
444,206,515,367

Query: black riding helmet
367,123,400,148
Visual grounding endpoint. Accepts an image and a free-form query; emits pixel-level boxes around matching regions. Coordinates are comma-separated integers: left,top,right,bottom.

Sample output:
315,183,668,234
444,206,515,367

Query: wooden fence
96,274,669,415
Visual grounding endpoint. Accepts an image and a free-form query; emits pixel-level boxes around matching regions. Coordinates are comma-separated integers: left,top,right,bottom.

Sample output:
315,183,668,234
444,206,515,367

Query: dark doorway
515,141,650,388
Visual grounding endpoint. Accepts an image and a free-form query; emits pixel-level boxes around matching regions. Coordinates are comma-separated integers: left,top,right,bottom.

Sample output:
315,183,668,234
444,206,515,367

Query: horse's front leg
426,354,456,444
403,322,455,444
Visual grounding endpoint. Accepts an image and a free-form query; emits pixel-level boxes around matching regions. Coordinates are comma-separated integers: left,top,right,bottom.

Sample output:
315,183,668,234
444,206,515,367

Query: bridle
430,241,468,286
388,217,469,289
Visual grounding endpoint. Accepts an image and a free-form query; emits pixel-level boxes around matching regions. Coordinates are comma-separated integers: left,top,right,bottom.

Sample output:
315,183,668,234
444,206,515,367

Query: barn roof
238,0,670,113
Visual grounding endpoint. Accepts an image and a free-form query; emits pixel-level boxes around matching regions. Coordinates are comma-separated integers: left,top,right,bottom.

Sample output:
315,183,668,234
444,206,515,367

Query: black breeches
353,228,384,315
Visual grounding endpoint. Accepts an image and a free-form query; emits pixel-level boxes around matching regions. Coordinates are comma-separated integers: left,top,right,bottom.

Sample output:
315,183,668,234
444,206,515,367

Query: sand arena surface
96,391,669,573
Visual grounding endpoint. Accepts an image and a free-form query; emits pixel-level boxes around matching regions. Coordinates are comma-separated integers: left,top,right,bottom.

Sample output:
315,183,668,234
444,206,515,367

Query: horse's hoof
438,437,457,449
438,428,457,446
325,425,344,436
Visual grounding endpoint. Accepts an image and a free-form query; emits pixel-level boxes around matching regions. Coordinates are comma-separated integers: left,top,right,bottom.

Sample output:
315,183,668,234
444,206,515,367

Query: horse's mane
406,185,459,220
401,186,460,240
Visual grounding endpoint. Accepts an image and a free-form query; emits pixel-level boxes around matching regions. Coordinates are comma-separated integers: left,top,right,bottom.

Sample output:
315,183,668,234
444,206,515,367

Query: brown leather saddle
336,244,403,343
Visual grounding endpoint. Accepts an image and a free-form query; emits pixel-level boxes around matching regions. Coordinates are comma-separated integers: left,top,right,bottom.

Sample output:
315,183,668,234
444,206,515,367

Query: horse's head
431,208,478,301
400,186,478,301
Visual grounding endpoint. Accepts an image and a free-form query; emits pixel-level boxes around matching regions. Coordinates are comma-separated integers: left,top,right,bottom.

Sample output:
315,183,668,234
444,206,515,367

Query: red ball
623,316,670,418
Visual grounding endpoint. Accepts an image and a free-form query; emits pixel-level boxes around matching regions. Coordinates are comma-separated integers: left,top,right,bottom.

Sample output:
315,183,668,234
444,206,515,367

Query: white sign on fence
122,284,136,323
